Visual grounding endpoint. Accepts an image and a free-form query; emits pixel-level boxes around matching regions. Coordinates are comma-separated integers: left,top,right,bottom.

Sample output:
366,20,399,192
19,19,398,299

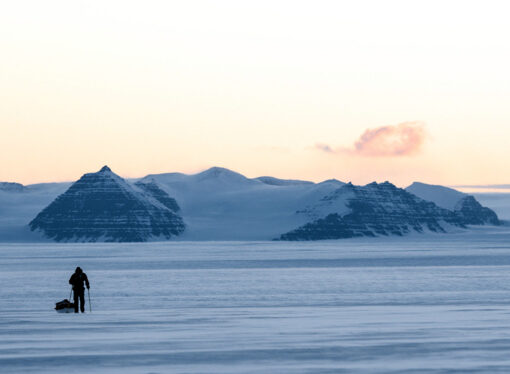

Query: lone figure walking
69,267,90,313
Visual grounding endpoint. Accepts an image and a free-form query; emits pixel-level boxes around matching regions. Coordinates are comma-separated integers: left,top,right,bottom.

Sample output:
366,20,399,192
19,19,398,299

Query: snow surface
139,168,344,240
406,182,466,211
3,227,510,373
255,176,314,186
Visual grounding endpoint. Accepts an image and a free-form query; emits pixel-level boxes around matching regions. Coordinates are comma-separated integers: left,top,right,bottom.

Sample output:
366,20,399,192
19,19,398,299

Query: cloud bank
316,121,426,157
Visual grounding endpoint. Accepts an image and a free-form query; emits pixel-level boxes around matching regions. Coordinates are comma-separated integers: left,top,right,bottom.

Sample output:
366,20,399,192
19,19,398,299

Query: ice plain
2,227,510,373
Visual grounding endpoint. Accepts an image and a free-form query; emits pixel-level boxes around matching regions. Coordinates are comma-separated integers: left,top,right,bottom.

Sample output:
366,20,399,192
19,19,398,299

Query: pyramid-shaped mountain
279,182,498,241
29,166,185,242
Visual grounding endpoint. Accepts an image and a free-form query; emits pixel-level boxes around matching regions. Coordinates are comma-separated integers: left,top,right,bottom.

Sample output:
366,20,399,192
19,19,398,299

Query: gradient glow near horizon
1,1,509,186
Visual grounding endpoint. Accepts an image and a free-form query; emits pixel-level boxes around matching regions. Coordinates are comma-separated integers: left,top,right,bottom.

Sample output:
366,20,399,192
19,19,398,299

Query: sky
1,0,509,186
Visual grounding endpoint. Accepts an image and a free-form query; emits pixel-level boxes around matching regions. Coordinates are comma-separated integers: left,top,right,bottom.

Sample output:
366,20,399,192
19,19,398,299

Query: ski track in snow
2,227,510,373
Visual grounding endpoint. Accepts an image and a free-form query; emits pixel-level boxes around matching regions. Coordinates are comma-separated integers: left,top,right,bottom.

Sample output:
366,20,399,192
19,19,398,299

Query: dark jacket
69,271,90,290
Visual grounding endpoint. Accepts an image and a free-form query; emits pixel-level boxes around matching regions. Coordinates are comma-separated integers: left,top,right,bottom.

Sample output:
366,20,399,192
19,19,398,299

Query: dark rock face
135,179,180,213
29,166,185,242
0,182,25,192
280,182,469,241
454,196,500,226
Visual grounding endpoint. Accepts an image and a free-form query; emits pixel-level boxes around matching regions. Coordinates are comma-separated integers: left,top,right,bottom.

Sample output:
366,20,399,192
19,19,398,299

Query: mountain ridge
0,166,503,242
281,182,470,241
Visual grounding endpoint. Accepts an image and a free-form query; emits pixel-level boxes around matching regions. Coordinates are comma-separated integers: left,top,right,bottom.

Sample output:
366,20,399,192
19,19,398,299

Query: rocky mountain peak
29,167,185,242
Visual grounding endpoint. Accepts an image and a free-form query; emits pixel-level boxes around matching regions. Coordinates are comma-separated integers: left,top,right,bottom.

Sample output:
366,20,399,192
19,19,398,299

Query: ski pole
87,288,92,312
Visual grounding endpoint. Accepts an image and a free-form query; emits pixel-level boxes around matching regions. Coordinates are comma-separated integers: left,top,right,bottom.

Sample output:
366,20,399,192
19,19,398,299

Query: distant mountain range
0,166,503,242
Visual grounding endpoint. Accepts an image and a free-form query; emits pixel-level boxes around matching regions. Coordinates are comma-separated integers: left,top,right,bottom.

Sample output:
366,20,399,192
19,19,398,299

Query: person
69,267,90,313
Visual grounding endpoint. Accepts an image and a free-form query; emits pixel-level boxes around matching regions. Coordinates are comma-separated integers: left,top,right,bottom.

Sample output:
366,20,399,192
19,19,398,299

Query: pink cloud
316,121,426,157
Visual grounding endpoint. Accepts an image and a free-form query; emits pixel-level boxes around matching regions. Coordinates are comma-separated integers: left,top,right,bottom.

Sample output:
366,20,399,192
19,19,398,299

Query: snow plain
3,227,510,373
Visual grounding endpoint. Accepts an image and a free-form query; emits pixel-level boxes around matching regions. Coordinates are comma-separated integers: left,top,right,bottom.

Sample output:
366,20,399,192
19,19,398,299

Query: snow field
2,228,510,373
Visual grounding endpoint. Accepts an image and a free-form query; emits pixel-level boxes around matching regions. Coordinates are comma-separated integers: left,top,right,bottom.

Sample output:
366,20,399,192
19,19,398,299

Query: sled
55,299,75,313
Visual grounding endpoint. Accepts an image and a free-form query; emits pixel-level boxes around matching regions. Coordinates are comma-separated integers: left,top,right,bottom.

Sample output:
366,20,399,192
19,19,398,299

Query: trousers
73,288,85,313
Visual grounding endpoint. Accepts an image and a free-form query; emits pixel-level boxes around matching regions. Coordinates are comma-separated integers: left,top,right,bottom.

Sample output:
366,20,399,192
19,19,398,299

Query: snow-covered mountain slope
281,182,501,241
0,182,25,192
139,167,343,240
255,176,314,186
406,182,499,225
134,179,181,213
29,166,185,242
280,182,468,240
406,182,466,210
